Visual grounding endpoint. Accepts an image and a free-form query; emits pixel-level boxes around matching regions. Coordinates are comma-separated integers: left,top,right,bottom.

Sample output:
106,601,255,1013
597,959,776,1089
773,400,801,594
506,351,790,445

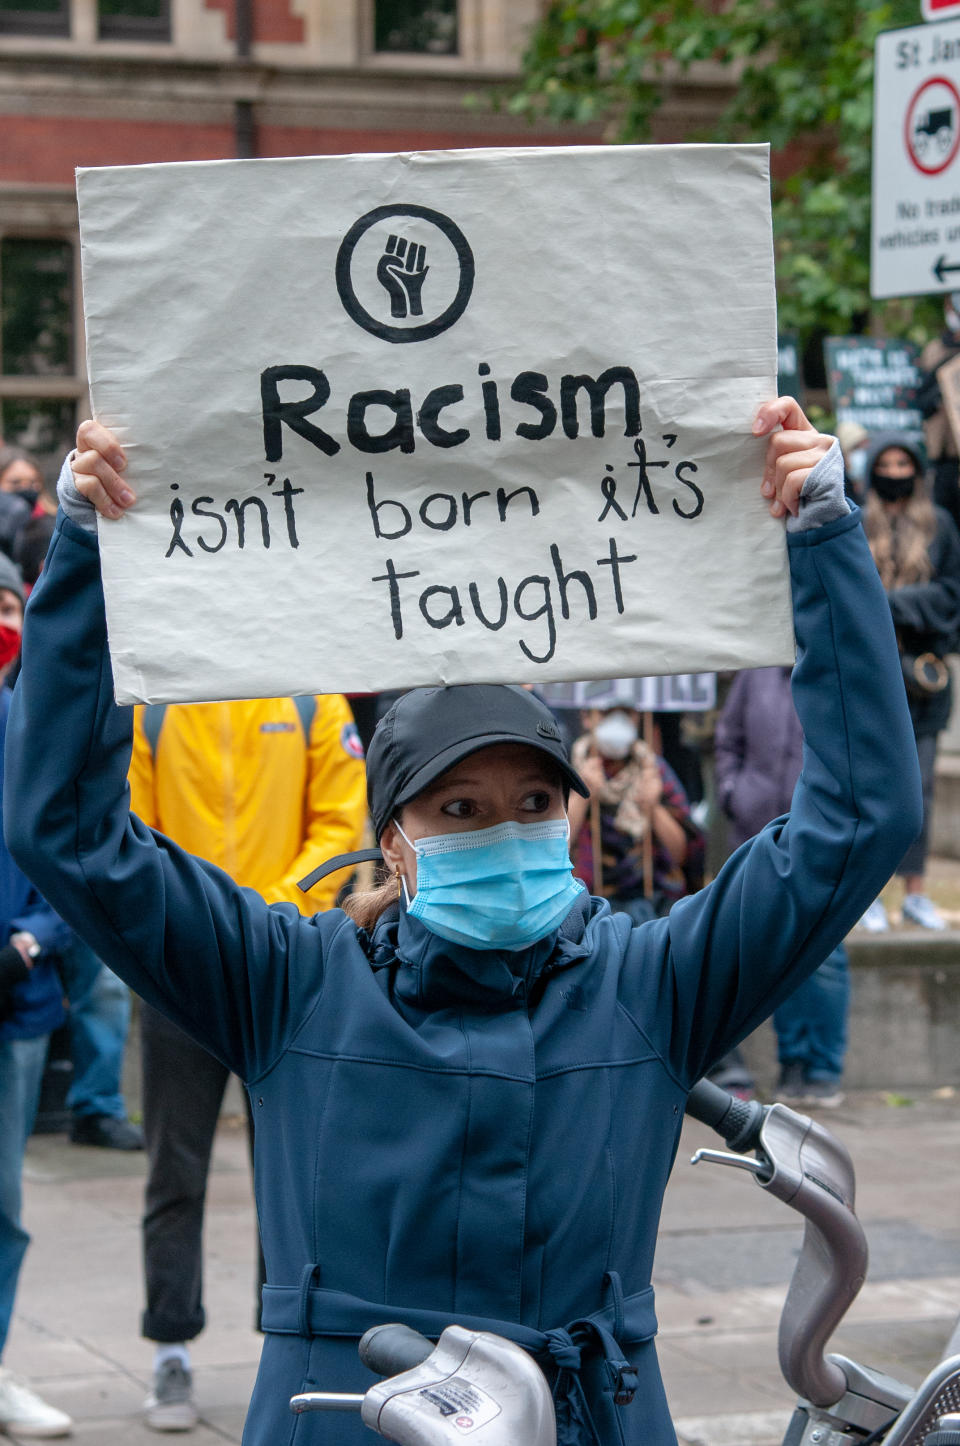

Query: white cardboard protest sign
76,144,792,704
538,675,716,713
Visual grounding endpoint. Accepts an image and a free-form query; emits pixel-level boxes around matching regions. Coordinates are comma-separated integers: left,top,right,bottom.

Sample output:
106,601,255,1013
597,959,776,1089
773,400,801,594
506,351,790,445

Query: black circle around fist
336,204,475,344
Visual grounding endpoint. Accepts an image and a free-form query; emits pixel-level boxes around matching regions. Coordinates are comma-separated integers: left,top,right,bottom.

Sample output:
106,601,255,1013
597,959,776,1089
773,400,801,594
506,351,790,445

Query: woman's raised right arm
3,427,335,1079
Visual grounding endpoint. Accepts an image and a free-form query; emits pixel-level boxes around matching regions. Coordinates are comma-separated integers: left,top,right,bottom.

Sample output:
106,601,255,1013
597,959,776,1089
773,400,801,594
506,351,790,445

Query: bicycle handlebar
360,1324,436,1379
685,1077,867,1409
684,1078,766,1152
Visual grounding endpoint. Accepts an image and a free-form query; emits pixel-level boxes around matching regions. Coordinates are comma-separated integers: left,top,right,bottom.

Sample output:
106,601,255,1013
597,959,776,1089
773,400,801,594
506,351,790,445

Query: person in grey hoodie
715,666,849,1105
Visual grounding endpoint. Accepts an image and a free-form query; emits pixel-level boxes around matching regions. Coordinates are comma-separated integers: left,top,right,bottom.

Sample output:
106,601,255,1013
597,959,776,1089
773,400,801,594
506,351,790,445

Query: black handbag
901,649,950,698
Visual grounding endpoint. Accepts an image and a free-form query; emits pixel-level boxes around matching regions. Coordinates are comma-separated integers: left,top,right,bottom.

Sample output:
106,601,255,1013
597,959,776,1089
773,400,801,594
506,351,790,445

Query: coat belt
260,1267,656,1446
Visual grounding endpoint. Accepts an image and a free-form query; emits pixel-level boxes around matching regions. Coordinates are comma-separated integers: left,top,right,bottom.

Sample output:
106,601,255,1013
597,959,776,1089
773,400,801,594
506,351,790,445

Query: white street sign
872,18,960,298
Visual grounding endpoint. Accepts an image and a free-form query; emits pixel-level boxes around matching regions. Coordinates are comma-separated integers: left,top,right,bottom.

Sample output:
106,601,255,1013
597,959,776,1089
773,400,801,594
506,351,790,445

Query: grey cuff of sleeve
56,451,98,534
786,437,850,533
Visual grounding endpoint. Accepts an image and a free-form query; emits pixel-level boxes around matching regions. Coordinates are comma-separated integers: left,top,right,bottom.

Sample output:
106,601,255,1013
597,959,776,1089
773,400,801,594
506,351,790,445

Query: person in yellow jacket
128,695,366,1433
129,696,366,912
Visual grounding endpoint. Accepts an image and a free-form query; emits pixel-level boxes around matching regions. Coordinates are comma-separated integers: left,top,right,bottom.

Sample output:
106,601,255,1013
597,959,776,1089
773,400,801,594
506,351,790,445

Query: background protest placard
77,144,791,704
538,675,716,713
777,331,804,405
823,335,924,446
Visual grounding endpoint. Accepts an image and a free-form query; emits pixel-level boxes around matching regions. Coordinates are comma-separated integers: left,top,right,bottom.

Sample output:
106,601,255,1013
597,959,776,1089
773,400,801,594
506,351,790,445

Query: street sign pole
872,17,960,298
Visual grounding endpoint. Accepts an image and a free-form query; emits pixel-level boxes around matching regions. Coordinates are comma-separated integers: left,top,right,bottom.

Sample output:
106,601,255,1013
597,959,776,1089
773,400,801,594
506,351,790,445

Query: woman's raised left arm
621,403,923,1085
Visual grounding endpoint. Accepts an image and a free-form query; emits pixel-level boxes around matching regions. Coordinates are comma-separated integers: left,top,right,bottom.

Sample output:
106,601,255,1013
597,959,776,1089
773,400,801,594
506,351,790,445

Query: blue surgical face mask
846,449,868,485
395,817,585,952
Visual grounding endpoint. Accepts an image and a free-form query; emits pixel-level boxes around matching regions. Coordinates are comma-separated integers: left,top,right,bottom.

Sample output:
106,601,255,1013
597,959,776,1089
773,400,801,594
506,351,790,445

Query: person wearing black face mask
858,433,960,932
0,452,34,566
0,449,57,568
0,449,44,515
870,451,916,502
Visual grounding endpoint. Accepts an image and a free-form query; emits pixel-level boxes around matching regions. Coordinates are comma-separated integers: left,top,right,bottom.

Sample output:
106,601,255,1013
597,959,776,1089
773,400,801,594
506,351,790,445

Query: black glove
0,941,31,1007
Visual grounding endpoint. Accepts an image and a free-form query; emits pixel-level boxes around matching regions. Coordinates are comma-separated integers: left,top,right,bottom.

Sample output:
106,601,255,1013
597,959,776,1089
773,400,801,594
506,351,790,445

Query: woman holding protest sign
3,398,920,1446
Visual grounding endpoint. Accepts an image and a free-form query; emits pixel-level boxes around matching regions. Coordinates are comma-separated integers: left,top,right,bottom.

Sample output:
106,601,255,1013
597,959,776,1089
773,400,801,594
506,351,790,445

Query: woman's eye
441,799,478,819
521,791,552,812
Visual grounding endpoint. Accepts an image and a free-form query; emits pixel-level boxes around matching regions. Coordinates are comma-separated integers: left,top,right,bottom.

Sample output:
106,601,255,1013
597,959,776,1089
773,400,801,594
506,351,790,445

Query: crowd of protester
0,389,954,1438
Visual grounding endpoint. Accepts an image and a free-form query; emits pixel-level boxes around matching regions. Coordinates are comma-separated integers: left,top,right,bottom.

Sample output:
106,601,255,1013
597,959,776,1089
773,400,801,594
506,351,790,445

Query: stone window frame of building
96,0,171,44
369,0,459,59
0,0,170,41
0,0,70,37
0,225,88,480
360,0,478,70
356,0,534,75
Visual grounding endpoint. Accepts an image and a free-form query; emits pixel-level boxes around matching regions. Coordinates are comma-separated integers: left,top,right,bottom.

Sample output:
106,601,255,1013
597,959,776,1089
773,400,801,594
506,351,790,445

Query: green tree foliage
510,0,939,340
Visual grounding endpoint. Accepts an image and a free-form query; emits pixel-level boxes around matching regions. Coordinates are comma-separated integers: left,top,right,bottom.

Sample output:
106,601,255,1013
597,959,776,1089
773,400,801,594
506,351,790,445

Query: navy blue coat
0,687,71,1041
3,508,921,1446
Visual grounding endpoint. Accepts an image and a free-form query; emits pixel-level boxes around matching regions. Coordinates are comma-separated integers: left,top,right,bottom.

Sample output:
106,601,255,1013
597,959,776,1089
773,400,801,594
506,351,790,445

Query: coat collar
363,892,596,1011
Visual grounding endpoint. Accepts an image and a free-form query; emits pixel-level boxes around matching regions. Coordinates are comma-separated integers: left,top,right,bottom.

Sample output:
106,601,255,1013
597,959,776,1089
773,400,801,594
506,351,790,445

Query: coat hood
863,431,927,491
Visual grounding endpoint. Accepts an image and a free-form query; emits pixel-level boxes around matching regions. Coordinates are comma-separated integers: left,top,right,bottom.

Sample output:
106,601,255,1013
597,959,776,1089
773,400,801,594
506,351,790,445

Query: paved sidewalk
7,1091,960,1444
11,1116,259,1444
664,1091,960,1446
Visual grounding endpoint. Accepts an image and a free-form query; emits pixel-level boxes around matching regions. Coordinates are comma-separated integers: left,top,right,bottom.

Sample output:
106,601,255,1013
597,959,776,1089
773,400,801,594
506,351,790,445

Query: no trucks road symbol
905,75,960,174
873,18,960,297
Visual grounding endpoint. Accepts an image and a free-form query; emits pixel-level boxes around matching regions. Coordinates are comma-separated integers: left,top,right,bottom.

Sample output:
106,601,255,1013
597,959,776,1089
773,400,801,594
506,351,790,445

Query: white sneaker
801,1079,846,1109
857,898,890,933
0,1368,72,1437
902,893,947,931
143,1359,198,1432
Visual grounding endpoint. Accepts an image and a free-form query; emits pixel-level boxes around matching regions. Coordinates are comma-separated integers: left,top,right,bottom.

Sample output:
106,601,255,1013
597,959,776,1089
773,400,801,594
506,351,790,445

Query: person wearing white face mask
566,706,701,926
3,399,925,1446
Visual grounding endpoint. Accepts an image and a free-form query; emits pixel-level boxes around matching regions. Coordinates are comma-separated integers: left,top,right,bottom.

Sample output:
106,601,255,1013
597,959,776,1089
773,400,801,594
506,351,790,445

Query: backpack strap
298,848,382,893
292,694,317,742
143,698,316,758
141,703,167,757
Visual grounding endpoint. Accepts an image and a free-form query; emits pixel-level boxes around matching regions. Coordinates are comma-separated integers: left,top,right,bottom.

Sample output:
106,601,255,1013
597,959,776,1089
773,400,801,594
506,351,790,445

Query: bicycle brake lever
690,1146,769,1178
290,1392,364,1413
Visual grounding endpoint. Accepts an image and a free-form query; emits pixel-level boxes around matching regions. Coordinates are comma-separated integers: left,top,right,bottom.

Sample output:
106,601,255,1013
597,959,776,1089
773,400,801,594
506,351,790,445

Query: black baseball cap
297,684,587,894
366,684,588,838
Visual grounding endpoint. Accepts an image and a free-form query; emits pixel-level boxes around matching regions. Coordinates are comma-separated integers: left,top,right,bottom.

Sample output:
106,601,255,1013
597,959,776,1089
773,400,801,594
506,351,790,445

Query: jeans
772,943,850,1084
141,1002,263,1342
0,1033,49,1357
898,731,938,879
59,936,131,1119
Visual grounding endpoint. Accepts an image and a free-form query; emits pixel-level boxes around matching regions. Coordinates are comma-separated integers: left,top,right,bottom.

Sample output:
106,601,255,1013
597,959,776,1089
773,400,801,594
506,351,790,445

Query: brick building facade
0,0,732,470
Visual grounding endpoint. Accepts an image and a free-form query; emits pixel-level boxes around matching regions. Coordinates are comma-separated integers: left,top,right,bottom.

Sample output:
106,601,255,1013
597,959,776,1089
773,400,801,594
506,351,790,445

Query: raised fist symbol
376,234,429,319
